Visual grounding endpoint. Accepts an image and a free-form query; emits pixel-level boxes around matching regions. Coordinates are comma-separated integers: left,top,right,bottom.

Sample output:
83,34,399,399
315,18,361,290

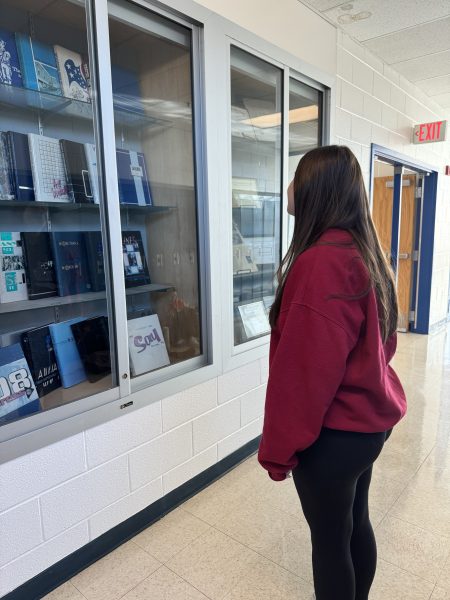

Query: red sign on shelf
413,120,447,144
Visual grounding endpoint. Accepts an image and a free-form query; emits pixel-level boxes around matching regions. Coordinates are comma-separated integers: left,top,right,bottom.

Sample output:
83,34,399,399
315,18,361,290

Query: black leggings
292,427,391,600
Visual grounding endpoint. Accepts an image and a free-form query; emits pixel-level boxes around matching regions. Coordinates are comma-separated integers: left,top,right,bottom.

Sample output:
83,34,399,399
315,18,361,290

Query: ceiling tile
299,0,349,12
323,0,450,42
363,17,450,64
393,51,450,82
416,75,450,96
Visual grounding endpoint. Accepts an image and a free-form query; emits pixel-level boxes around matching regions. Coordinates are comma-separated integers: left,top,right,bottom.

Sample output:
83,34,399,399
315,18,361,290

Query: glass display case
288,78,322,240
108,0,203,377
0,0,116,426
230,46,283,346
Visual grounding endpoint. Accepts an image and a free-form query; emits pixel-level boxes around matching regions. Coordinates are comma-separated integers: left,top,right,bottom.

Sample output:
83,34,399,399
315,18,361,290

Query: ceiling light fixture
242,105,319,128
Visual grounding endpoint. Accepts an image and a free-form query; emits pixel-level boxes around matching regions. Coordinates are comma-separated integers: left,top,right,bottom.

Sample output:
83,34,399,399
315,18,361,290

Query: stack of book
0,230,151,304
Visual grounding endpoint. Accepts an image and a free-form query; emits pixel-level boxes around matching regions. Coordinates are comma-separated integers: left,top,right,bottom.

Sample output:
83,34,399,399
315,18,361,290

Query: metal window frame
0,0,333,459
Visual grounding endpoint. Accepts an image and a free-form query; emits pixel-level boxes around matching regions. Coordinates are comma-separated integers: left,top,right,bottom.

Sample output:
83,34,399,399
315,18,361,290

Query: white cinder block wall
2,8,450,598
0,360,268,596
334,31,450,329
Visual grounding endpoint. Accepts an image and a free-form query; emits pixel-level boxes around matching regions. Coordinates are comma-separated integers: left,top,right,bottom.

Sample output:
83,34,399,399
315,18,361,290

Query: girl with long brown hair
258,145,406,600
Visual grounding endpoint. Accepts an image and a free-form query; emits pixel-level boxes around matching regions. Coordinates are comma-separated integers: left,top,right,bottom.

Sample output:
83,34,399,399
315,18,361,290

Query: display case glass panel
230,46,283,346
288,78,322,239
108,0,203,377
0,0,116,427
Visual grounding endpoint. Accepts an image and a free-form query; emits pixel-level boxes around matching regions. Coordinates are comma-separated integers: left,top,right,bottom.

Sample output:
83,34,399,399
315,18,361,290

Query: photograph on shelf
0,232,28,303
0,342,40,421
51,231,92,296
121,230,151,287
0,29,23,87
29,133,70,203
21,232,58,299
49,317,87,389
54,45,90,103
238,300,270,339
7,131,35,201
232,221,258,275
116,149,152,206
0,132,15,200
15,33,62,96
60,139,94,203
21,325,61,397
127,314,170,377
71,316,111,382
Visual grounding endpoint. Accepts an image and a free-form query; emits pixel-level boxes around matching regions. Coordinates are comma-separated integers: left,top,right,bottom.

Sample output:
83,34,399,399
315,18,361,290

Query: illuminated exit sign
413,120,447,144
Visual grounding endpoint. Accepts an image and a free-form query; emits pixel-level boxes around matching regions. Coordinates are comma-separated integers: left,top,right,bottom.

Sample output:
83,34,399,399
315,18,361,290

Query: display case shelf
0,200,175,213
0,283,174,315
0,82,168,129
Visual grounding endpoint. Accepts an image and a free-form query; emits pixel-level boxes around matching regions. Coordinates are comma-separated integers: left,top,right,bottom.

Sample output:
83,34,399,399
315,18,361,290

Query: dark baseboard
3,437,261,600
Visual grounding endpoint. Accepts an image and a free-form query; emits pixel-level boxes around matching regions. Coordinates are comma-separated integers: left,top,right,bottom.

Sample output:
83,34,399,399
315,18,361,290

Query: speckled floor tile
43,582,87,600
368,470,407,515
166,527,257,600
133,507,211,563
376,516,450,583
71,542,160,600
223,553,313,600
370,559,434,600
390,486,450,538
432,588,450,600
121,565,209,600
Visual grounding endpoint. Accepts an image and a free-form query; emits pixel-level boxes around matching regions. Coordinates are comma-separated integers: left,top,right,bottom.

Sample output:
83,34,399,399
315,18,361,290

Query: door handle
398,253,410,260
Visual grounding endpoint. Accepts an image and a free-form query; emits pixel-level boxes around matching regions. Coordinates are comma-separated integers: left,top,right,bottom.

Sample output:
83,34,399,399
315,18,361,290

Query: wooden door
397,175,416,331
372,176,394,261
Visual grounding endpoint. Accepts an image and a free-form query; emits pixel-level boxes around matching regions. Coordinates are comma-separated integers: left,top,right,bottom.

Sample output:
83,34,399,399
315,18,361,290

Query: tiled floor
45,330,450,600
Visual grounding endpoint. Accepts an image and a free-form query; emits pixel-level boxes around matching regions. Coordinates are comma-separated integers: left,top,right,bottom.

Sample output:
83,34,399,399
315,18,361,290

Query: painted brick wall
334,31,450,329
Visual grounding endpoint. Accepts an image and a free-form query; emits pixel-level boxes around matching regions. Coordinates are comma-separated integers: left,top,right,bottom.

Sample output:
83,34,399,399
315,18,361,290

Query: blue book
49,318,87,388
0,343,40,423
116,149,152,206
0,29,23,87
50,232,92,296
15,33,61,96
111,65,144,114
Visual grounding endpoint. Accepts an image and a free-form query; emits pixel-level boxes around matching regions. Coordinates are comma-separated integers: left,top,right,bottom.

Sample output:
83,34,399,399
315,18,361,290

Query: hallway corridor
45,330,450,600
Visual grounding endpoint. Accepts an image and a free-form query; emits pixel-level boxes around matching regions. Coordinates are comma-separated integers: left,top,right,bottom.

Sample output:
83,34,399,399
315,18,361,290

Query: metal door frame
370,144,438,334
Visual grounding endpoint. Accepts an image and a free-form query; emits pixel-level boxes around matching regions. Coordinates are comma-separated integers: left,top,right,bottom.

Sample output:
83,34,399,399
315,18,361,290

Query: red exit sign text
413,120,447,144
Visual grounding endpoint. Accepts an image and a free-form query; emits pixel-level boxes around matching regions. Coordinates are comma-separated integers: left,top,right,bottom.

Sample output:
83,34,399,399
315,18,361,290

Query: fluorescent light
242,104,319,129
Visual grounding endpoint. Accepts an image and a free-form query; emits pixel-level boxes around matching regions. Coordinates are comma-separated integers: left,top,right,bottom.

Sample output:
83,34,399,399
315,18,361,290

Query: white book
0,232,28,303
28,134,70,203
84,143,100,204
238,301,270,339
54,45,90,103
128,314,170,376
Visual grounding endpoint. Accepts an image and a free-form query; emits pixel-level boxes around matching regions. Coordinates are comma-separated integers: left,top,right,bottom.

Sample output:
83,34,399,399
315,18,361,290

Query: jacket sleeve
258,302,355,481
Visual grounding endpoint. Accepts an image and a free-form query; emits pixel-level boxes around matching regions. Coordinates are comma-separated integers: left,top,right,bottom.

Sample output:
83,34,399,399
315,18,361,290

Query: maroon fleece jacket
258,228,407,481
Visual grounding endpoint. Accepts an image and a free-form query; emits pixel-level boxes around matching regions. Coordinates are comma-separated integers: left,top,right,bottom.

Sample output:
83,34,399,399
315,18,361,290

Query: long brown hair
270,145,398,342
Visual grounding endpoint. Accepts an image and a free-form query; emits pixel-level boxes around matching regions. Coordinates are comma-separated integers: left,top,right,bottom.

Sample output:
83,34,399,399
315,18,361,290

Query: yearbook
0,29,23,87
49,318,87,388
71,316,111,382
60,139,94,203
116,149,152,206
0,132,14,200
0,231,28,303
50,231,91,296
0,343,40,421
84,231,105,292
121,230,151,288
128,314,169,376
7,131,35,202
21,325,61,397
54,45,90,103
15,33,61,95
28,134,70,203
21,232,58,299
